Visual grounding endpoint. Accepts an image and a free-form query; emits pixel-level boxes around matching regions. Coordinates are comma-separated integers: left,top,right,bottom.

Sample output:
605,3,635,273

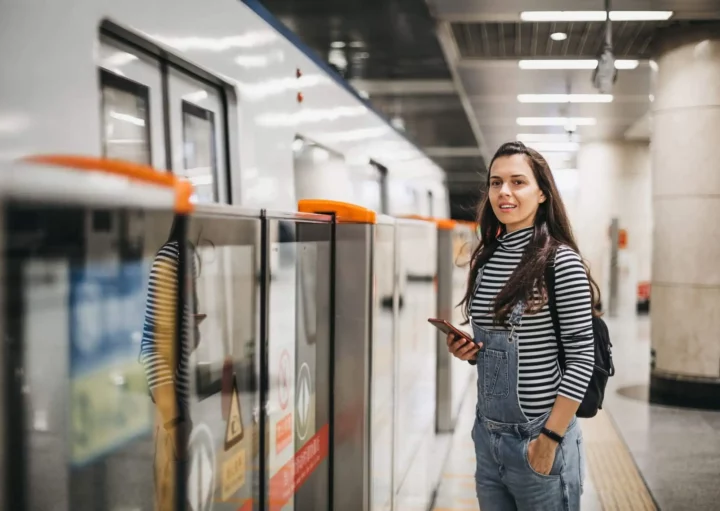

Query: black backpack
544,252,615,418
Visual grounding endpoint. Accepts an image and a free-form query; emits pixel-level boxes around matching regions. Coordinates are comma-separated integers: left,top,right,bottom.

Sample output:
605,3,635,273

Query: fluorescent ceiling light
517,94,612,103
520,11,673,22
517,133,581,143
615,59,639,69
525,142,580,152
550,32,568,41
521,11,606,22
519,59,639,70
610,11,673,21
517,117,596,126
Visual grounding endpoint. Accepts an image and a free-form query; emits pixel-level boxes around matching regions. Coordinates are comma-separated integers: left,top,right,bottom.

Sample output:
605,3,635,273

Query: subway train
0,1,475,511
0,0,450,217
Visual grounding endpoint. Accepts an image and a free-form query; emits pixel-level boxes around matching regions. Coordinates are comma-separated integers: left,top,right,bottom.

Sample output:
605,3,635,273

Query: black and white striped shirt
139,241,192,407
470,227,594,419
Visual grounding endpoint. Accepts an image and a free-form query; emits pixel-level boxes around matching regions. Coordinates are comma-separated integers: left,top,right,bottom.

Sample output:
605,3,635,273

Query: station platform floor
431,315,720,511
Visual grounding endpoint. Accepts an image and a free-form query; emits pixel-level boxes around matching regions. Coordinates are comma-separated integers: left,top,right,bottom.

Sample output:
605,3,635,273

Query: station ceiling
255,0,720,219
255,0,485,207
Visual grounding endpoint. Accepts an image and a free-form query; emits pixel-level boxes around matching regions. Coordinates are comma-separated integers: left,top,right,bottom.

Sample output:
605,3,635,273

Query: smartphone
427,318,473,342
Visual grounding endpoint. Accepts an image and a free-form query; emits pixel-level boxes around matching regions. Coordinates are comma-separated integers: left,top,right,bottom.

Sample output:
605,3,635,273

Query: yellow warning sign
221,448,246,501
224,376,244,451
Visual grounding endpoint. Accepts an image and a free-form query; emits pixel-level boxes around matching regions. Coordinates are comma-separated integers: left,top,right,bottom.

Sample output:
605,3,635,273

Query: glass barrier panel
393,221,437,504
4,204,176,511
451,226,476,414
265,218,331,511
371,222,396,511
180,213,262,511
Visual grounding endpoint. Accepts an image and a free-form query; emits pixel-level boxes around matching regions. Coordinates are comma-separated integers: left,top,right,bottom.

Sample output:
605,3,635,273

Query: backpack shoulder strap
544,247,566,372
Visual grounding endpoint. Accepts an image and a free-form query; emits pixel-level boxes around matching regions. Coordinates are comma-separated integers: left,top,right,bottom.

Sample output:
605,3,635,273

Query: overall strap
544,248,567,372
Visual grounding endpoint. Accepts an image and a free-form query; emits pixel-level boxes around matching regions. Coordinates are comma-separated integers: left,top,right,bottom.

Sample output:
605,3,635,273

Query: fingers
448,339,480,361
446,332,459,346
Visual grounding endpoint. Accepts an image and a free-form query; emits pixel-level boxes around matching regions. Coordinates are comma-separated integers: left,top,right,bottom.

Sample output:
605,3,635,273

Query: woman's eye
513,180,524,185
491,181,501,187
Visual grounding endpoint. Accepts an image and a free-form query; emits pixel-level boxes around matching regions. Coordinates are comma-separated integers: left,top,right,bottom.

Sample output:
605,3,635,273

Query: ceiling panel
262,0,452,80
458,63,652,96
430,0,720,21
369,94,477,147
452,20,659,59
257,0,486,199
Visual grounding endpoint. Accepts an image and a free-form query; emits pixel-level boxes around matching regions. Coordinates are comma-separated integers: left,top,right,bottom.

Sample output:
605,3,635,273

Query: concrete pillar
572,141,652,317
649,25,720,409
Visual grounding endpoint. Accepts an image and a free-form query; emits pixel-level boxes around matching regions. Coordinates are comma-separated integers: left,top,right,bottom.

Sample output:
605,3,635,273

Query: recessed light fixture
525,142,580,152
517,94,613,103
517,117,596,126
330,41,346,49
518,133,581,143
520,11,673,22
550,32,568,41
518,59,639,70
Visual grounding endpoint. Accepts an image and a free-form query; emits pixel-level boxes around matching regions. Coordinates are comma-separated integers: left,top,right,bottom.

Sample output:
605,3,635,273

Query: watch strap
541,427,564,444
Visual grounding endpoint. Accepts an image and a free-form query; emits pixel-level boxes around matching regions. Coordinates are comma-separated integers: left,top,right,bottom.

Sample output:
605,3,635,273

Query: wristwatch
541,427,564,444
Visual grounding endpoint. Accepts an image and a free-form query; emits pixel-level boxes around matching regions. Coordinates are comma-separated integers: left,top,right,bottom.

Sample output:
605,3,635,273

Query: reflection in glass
6,206,175,511
100,70,151,165
189,215,261,510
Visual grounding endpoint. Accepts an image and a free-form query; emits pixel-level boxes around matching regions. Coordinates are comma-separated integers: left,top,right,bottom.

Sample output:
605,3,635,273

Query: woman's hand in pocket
446,333,481,361
527,436,558,475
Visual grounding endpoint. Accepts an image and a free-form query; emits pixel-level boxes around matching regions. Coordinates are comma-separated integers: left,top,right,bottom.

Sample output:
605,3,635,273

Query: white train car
0,0,450,218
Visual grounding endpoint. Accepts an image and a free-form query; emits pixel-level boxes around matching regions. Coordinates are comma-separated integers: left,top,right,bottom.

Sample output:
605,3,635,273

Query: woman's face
488,154,546,233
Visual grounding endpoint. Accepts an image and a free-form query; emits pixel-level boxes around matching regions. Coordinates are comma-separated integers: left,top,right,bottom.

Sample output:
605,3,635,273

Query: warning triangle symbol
224,375,244,451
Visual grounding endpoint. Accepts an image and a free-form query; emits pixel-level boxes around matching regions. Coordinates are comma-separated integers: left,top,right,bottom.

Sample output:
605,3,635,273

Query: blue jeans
470,298,585,510
471,412,585,511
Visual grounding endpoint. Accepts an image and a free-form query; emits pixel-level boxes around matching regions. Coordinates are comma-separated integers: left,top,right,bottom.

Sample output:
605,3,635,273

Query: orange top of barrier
399,214,457,230
435,218,457,230
298,199,377,224
23,155,194,213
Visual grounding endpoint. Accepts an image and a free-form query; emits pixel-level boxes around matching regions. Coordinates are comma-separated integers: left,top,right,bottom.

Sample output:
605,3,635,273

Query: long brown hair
459,141,601,325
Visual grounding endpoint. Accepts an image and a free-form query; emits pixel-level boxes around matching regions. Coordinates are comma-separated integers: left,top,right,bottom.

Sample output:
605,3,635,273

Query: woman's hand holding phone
446,332,481,361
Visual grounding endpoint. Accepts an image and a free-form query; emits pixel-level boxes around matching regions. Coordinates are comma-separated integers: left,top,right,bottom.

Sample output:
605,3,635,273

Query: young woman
447,141,599,510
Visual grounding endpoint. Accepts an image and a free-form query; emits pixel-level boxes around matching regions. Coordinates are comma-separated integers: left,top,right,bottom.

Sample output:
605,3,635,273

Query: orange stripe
23,154,195,213
435,218,457,230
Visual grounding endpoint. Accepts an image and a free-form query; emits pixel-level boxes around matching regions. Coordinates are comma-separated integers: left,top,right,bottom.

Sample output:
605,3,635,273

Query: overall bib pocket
483,349,509,398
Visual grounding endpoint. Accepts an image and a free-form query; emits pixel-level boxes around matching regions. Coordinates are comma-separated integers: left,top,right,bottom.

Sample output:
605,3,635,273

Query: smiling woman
446,141,601,511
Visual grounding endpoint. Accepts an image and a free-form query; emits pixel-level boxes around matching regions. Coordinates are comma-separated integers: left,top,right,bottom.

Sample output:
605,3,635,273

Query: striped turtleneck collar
498,226,533,252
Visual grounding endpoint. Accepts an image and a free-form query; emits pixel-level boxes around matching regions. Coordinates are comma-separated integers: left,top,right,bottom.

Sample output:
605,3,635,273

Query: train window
182,101,216,204
97,40,165,168
99,70,151,165
168,68,229,203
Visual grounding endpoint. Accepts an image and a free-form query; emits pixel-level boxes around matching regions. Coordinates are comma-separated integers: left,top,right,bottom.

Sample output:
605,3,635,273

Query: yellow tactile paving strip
583,410,657,511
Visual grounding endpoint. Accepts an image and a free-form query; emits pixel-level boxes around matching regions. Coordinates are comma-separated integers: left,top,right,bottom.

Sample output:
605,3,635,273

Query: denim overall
468,266,585,511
